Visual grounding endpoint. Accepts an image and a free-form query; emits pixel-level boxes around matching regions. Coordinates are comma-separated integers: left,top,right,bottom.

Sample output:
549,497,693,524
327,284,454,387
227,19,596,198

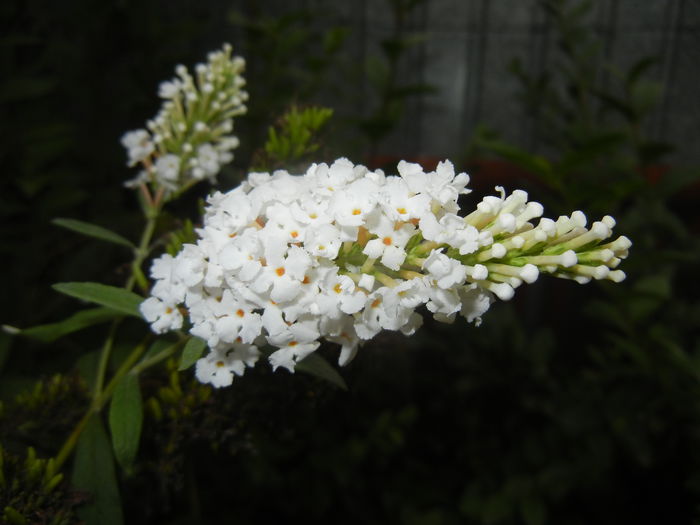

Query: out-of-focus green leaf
0,77,56,102
108,374,143,471
13,307,119,343
179,337,207,371
634,273,672,299
52,283,143,318
625,57,657,90
296,352,347,390
72,416,123,525
520,497,546,525
475,138,555,184
52,218,134,248
75,350,100,395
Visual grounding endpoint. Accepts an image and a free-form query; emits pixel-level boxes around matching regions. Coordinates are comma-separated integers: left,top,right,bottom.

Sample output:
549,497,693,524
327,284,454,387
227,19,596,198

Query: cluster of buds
121,44,248,196
140,158,630,388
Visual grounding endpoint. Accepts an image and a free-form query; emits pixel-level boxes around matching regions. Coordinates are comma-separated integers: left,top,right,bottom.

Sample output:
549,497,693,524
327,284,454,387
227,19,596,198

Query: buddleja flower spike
141,158,630,387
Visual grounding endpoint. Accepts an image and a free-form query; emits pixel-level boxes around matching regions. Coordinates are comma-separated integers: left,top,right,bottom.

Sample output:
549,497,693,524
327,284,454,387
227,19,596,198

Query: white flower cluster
141,158,630,388
121,44,248,194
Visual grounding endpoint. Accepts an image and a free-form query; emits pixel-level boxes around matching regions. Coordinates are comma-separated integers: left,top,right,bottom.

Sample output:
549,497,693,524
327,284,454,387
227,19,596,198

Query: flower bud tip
491,243,506,258
607,270,626,283
519,264,539,284
571,210,587,227
560,250,577,268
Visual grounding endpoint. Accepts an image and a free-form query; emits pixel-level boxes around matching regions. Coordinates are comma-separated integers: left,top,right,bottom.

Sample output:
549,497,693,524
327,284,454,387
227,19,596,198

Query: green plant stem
129,339,184,376
54,335,159,471
57,203,162,471
98,337,152,407
91,321,119,409
92,209,159,407
53,409,91,472
126,211,159,292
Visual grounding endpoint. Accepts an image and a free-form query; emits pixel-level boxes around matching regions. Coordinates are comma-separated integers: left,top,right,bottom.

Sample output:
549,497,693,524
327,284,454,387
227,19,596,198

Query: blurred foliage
0,375,88,456
464,0,700,522
2,0,700,523
0,446,81,525
227,4,349,171
359,0,435,157
252,105,334,171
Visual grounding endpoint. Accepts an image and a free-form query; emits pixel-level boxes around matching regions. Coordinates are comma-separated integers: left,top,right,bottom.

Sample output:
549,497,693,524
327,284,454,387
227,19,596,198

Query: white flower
142,158,629,387
423,250,467,289
154,154,181,185
140,297,183,333
332,178,380,226
121,129,154,166
158,79,182,99
194,143,220,179
362,213,415,271
195,344,260,388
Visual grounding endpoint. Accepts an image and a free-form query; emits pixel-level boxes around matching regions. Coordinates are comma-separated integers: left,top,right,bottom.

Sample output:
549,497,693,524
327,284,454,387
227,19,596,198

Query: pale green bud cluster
449,188,629,299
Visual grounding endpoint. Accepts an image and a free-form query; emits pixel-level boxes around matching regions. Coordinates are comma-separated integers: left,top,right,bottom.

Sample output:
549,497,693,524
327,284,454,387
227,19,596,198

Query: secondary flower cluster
141,158,630,387
121,44,248,194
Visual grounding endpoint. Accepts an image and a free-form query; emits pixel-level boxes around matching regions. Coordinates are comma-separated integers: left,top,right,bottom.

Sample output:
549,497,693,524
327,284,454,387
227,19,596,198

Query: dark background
1,1,699,524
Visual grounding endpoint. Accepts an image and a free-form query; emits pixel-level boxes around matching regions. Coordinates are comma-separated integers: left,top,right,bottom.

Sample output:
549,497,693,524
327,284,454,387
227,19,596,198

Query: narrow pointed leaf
18,307,119,342
296,352,348,390
53,218,134,248
53,282,143,317
178,337,207,371
72,415,123,525
108,374,143,471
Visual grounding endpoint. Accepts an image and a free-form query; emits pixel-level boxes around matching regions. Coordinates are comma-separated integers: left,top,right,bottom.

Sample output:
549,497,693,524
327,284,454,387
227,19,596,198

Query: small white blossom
121,129,154,167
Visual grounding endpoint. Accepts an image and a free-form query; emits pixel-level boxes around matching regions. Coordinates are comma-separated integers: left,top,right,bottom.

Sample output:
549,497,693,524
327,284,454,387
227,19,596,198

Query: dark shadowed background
2,1,699,524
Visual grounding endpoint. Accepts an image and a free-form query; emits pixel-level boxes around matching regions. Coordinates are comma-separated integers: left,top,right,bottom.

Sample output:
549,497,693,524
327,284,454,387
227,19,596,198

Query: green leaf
179,337,207,371
75,349,101,395
16,307,119,343
626,57,657,91
108,374,143,471
520,497,547,525
53,282,143,317
72,416,123,525
53,218,134,248
295,352,347,390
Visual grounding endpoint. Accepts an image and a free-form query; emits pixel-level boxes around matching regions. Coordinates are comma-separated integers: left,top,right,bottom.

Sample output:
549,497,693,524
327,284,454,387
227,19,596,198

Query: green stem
54,336,152,471
93,210,159,406
413,241,441,256
91,322,118,409
130,339,184,376
126,212,159,292
54,409,91,471
98,337,152,407
58,204,162,470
